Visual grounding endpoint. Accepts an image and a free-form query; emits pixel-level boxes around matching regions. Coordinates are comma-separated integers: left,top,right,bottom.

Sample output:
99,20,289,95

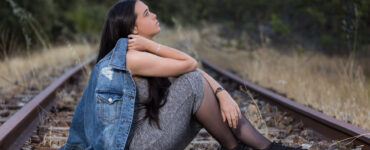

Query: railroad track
0,56,369,150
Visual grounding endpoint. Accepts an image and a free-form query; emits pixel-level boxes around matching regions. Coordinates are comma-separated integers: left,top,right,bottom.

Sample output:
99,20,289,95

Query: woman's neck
139,34,153,40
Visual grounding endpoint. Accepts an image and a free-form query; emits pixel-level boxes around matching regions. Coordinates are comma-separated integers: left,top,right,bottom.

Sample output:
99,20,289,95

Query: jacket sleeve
60,65,99,150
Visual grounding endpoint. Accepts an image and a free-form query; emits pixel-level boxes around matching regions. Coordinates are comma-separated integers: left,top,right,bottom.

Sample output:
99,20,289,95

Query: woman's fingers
221,111,226,122
221,100,242,128
228,111,236,128
128,42,136,48
236,111,239,127
127,45,136,51
128,34,137,39
237,106,242,119
226,113,232,128
223,107,239,128
128,39,135,43
232,111,237,128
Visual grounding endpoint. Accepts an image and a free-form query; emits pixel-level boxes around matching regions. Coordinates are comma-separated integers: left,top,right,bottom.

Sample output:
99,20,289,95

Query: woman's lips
156,21,159,25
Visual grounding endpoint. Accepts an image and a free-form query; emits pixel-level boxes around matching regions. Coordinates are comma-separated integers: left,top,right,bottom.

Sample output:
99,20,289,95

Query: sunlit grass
228,48,369,130
0,42,97,96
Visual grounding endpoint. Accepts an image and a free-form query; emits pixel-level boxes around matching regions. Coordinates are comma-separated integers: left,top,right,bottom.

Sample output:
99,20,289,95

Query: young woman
61,0,304,150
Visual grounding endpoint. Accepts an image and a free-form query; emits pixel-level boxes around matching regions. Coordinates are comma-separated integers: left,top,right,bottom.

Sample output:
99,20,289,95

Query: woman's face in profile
133,1,160,38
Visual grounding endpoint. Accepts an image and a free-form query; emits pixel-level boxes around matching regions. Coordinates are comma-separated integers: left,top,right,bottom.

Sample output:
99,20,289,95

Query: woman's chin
154,29,161,35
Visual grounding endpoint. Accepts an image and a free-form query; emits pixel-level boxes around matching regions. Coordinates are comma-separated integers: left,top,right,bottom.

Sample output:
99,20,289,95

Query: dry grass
155,25,370,131
0,42,97,96
236,49,369,129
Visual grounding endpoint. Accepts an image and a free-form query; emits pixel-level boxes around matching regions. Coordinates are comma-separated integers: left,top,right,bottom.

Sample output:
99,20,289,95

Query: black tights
194,75,271,150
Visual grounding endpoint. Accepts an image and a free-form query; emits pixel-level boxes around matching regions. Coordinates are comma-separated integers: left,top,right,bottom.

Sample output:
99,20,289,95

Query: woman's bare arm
146,40,195,62
126,40,198,77
197,68,242,128
196,68,225,97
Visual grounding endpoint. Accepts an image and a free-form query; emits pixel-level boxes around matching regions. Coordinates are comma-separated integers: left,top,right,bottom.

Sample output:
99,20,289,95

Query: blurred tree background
0,0,117,57
0,0,369,58
145,0,369,54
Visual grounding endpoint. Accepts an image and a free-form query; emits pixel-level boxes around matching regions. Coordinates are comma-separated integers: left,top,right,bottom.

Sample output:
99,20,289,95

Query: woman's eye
146,10,151,16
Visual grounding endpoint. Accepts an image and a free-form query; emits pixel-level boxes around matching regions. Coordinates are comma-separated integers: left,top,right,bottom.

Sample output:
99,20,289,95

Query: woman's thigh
128,70,205,150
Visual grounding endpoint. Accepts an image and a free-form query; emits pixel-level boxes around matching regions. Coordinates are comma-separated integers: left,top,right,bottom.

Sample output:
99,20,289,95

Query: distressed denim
59,38,137,150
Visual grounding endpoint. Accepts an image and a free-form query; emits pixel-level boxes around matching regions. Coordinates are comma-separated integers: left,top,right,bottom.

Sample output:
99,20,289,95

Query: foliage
0,0,116,57
145,0,369,53
0,0,369,57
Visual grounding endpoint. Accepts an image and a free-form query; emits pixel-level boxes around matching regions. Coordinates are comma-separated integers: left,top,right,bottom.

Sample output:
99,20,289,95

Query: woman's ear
133,25,139,34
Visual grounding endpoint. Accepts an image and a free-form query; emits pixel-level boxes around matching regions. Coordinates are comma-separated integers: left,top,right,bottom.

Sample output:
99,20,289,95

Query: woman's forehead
135,1,148,15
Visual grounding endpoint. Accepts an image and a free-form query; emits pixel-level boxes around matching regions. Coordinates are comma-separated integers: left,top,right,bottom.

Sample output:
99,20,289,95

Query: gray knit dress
124,70,205,150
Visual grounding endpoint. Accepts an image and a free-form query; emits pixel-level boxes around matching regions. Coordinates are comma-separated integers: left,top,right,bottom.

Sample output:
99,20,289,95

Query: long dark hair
96,0,170,130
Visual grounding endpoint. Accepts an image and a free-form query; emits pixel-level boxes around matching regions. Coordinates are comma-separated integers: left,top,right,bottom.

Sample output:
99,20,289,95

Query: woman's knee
177,70,202,80
182,70,212,95
175,70,203,91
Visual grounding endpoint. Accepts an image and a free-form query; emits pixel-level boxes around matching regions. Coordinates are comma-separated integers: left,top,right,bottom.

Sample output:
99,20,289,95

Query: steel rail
200,57,370,149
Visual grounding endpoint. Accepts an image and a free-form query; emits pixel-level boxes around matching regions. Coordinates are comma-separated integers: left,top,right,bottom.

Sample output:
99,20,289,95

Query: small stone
301,143,312,149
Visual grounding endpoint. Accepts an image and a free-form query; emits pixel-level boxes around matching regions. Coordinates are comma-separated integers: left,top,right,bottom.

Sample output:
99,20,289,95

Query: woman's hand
218,91,242,129
127,34,155,52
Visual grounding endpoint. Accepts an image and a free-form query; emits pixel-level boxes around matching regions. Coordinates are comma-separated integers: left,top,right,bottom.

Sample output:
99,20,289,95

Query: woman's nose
152,13,157,19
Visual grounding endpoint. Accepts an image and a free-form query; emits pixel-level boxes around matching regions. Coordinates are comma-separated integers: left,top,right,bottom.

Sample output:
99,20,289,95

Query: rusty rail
0,56,96,150
200,58,370,149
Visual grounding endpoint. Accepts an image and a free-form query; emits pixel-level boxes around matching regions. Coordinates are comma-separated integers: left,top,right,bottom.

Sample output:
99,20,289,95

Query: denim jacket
59,38,136,150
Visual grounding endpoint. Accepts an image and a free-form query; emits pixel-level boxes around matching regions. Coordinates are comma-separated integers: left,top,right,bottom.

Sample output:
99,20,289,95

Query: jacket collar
108,38,129,71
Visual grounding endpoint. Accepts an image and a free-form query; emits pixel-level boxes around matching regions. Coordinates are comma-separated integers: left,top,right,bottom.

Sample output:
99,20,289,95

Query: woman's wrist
216,89,228,100
146,40,158,53
214,87,225,96
197,69,227,100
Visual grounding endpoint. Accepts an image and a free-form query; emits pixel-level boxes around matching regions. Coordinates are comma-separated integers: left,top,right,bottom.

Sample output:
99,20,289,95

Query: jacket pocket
95,90,124,123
